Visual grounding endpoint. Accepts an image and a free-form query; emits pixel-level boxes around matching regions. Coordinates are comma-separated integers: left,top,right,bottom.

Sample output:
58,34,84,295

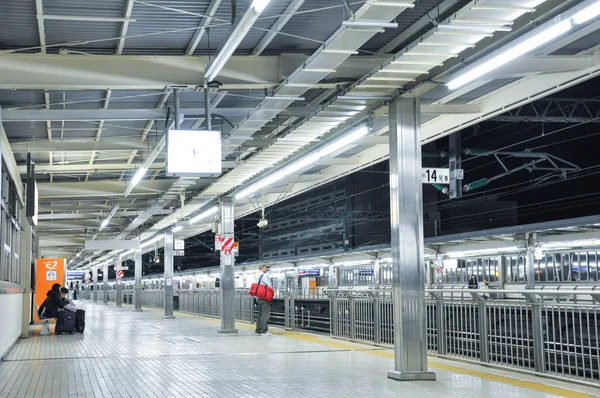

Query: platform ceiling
1,0,599,266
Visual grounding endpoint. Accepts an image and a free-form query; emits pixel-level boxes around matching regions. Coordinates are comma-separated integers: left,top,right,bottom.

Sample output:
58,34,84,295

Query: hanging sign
422,168,450,184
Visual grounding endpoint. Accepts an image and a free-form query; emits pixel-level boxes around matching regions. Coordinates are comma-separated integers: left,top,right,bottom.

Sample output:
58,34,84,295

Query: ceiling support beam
378,0,462,54
87,89,112,181
2,107,252,122
116,0,136,54
34,0,47,54
11,140,150,153
36,179,178,199
19,162,167,174
0,54,304,90
186,0,223,55
2,106,359,122
252,0,305,56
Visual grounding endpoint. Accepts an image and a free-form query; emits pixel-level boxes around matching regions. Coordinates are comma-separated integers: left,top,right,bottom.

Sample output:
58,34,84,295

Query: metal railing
327,286,600,382
177,289,255,323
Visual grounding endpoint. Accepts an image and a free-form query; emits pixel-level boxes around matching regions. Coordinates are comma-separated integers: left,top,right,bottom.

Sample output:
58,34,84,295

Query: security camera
257,219,269,228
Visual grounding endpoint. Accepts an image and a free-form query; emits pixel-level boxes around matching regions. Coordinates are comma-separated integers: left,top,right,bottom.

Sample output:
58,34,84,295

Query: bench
35,305,56,336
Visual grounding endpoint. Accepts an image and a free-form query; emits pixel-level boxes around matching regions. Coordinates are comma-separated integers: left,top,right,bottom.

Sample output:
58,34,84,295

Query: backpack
38,298,47,318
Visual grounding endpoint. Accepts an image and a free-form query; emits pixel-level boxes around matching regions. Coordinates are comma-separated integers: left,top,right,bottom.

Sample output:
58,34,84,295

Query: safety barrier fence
326,286,600,382
93,287,328,330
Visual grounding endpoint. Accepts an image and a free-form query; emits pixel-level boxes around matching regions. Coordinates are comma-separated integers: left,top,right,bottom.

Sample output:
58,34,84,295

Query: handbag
249,275,274,301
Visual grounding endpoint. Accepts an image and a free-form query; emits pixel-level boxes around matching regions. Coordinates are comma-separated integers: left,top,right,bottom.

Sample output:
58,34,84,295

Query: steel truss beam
263,210,390,221
490,98,600,123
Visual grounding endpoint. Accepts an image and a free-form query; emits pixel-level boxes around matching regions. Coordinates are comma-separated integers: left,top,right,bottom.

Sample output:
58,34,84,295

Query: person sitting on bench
60,287,77,312
45,283,66,318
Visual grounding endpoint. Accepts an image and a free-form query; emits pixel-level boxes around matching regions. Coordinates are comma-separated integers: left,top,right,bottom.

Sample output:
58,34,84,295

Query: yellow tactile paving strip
168,309,599,398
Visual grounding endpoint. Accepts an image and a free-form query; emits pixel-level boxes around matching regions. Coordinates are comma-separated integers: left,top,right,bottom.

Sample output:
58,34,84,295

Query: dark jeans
255,299,271,334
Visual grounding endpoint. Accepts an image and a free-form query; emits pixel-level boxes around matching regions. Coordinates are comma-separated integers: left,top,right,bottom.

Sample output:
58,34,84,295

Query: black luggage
75,309,85,333
55,310,76,334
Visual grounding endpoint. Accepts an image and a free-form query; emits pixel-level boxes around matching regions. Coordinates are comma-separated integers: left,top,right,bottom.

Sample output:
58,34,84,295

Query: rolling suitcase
55,310,76,335
75,309,85,333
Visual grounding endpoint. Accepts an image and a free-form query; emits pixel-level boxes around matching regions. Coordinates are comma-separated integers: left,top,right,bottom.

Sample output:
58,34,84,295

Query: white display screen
167,129,222,174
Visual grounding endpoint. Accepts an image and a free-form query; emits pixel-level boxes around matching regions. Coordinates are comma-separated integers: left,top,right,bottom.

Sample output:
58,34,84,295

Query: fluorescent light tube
445,246,518,258
120,249,134,259
190,206,219,225
205,2,268,82
99,205,119,232
252,0,271,13
318,126,369,157
541,239,600,249
234,126,369,200
342,21,399,29
447,19,572,90
141,234,165,249
573,0,600,24
130,166,147,188
172,225,183,233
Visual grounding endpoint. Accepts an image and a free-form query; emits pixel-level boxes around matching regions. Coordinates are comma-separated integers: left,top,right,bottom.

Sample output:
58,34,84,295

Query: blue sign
67,271,85,281
298,268,320,276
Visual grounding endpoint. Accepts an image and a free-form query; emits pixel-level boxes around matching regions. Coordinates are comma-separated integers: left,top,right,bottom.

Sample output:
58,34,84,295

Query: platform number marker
422,168,450,184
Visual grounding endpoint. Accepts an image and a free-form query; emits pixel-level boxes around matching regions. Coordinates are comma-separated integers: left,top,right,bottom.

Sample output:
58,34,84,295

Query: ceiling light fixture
99,205,119,232
204,0,271,82
190,206,219,225
234,125,369,200
573,0,600,24
447,19,573,90
445,246,518,258
141,234,165,249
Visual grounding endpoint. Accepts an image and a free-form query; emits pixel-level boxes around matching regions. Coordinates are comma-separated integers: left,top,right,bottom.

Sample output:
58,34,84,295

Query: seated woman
60,287,77,312
44,283,66,318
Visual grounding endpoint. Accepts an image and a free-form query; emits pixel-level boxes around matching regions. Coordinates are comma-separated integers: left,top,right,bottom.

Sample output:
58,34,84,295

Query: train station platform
1,303,598,398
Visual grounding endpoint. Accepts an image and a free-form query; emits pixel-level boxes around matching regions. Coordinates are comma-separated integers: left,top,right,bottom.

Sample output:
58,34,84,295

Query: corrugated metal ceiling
0,1,39,51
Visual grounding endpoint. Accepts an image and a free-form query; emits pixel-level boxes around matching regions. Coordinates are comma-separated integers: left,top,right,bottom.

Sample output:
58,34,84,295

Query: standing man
255,265,272,336
468,274,479,289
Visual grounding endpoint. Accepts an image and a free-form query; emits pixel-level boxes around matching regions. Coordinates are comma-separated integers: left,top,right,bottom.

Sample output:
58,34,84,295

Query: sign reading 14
422,168,450,184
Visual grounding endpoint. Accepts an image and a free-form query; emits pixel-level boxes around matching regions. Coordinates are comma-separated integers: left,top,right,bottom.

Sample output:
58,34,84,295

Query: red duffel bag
249,276,274,301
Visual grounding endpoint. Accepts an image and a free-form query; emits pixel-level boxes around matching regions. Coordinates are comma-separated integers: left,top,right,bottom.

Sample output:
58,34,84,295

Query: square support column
164,232,175,319
93,266,98,303
526,233,536,288
219,198,238,334
19,206,33,338
103,262,109,304
116,261,123,308
134,250,142,311
387,97,436,382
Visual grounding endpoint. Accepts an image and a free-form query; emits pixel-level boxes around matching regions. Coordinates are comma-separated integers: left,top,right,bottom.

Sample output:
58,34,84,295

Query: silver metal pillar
93,266,98,303
328,263,337,287
173,89,181,129
526,233,536,288
499,256,507,289
449,132,462,199
134,250,142,311
164,232,175,319
387,97,436,382
116,261,123,308
204,88,212,130
219,198,238,333
103,262,109,304
374,258,381,285
19,206,33,338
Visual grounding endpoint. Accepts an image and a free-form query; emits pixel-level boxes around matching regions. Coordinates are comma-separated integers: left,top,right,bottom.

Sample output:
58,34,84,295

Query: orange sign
35,258,66,310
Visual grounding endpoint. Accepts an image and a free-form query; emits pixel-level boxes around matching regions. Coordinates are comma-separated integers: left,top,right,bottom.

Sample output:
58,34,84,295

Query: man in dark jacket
468,274,479,289
45,283,66,317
